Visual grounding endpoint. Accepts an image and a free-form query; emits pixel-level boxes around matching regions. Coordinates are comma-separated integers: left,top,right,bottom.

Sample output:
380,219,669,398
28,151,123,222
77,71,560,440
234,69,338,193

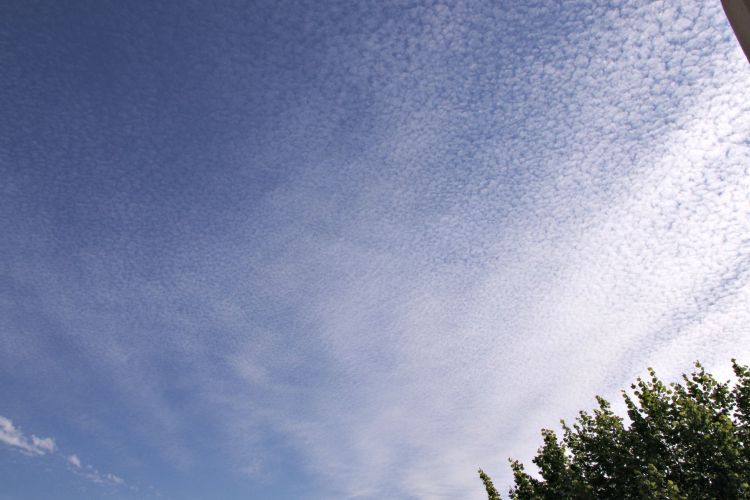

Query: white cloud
67,453,81,468
74,465,125,486
0,415,126,489
0,415,56,456
68,455,126,487
30,435,56,455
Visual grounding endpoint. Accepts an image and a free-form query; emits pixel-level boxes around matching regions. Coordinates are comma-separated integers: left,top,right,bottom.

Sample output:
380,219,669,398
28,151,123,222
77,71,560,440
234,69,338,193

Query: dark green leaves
479,468,502,500
481,361,750,499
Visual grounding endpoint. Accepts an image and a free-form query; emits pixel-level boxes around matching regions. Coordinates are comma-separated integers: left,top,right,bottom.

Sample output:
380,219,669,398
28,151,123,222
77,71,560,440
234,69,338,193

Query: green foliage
479,468,501,500
479,360,750,499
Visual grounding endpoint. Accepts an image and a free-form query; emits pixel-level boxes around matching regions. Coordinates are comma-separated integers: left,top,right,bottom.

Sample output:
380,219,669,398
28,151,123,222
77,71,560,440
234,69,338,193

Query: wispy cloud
67,453,81,467
68,453,124,486
0,416,56,456
0,415,126,489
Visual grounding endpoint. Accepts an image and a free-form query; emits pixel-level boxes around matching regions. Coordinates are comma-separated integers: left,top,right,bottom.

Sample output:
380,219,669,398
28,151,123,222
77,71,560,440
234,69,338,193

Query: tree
479,468,502,500
479,360,750,499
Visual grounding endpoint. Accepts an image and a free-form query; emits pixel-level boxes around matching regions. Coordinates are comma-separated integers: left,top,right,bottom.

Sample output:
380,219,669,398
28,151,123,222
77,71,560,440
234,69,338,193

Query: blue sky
1,1,750,498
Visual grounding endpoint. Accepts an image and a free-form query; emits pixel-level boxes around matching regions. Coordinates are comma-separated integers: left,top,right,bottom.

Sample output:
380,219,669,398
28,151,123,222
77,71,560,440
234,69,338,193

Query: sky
1,1,750,499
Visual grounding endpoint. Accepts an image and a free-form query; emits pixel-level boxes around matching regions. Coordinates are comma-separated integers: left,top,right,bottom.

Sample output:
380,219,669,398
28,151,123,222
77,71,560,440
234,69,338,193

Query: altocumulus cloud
1,1,749,499
220,3,750,497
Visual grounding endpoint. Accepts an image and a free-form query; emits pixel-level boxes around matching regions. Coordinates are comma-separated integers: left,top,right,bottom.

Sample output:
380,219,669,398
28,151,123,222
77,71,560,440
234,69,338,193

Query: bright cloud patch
0,416,56,456
67,454,81,468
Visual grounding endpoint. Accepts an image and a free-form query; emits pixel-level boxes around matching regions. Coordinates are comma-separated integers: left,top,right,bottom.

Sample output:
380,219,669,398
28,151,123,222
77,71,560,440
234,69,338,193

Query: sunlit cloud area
2,1,749,498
